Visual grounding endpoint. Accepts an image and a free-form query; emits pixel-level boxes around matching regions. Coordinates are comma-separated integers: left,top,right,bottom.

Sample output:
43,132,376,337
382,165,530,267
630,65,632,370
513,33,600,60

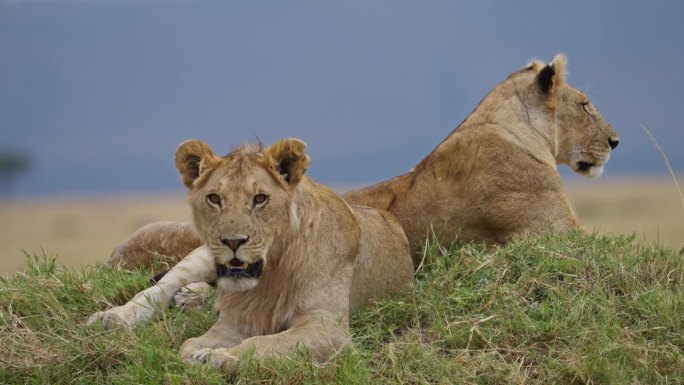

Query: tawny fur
106,54,619,267
90,138,413,373
106,221,200,271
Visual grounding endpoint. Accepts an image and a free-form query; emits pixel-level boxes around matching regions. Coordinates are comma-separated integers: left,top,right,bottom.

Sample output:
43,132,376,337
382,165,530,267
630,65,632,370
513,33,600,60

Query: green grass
1,230,683,384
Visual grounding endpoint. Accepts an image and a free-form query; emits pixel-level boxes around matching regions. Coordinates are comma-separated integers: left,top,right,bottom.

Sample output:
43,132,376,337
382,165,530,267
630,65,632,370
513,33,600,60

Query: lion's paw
187,347,239,373
87,309,133,329
174,282,212,309
188,347,216,364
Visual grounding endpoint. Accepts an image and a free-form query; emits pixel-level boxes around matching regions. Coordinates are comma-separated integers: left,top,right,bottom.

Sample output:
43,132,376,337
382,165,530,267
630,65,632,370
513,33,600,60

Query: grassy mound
1,230,682,384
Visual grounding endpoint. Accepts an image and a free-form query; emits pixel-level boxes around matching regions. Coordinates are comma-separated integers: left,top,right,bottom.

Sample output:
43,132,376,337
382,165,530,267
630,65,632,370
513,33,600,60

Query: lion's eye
207,193,222,206
253,193,268,206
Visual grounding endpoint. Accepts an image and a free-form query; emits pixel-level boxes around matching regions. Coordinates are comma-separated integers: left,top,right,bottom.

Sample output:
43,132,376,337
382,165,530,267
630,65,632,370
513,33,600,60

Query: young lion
88,138,413,372
107,54,619,267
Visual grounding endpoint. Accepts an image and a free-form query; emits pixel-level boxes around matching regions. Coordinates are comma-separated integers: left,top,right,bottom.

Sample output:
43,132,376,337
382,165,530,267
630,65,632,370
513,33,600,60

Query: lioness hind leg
106,221,201,271
174,282,213,309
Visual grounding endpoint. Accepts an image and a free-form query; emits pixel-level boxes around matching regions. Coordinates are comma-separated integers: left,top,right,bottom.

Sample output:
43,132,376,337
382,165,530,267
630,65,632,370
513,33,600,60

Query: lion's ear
536,54,567,94
264,138,310,186
175,139,221,189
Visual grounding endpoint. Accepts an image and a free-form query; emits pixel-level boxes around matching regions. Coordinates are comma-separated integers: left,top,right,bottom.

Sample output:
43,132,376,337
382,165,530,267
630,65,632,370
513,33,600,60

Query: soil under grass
1,230,682,384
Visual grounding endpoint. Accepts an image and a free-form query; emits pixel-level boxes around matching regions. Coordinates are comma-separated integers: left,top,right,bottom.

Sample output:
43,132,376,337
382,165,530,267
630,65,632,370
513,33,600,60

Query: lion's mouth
576,161,595,172
216,259,263,279
575,160,604,178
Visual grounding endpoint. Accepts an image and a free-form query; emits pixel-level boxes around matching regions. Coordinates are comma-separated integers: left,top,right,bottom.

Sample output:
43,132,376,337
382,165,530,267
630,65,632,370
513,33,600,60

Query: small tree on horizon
0,149,32,197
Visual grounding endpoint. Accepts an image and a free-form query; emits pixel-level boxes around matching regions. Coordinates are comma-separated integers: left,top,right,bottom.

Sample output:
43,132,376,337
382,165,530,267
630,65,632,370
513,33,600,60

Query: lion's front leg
189,347,241,373
186,312,351,374
87,282,175,329
179,314,245,362
88,245,216,329
174,281,213,309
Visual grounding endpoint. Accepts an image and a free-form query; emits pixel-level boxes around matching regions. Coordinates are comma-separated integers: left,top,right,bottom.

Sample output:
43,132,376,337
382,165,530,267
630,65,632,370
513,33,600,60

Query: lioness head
176,138,310,291
531,55,619,177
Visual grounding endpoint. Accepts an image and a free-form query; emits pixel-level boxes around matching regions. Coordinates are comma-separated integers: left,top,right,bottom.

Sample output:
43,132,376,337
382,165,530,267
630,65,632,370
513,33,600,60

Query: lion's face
555,85,619,178
193,160,292,291
175,139,310,292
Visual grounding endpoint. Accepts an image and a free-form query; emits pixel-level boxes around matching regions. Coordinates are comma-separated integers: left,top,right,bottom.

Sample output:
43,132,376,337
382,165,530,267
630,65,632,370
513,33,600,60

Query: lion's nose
220,235,249,252
608,137,619,150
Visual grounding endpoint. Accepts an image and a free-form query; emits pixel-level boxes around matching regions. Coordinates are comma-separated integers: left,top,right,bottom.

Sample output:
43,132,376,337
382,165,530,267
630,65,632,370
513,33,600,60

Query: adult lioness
345,54,619,260
107,54,618,267
88,139,413,372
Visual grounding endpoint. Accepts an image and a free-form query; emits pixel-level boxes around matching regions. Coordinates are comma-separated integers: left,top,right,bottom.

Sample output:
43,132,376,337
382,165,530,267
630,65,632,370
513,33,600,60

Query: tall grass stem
640,124,684,211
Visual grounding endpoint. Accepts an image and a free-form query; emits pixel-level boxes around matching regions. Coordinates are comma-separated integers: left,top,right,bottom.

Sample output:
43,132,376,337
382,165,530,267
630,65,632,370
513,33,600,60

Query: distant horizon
3,171,683,201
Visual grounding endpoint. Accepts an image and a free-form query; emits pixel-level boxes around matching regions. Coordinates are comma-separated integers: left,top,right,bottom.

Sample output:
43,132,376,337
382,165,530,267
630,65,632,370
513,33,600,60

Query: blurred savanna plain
1,177,682,277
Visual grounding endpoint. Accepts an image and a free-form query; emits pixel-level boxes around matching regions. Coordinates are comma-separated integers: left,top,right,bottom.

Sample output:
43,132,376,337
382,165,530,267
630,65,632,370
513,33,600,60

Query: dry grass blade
0,314,61,368
640,124,684,211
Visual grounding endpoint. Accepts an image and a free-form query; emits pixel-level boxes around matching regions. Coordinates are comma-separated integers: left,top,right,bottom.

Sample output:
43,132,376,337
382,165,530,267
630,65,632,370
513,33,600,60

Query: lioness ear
525,59,545,72
264,138,310,186
175,139,221,189
536,54,567,94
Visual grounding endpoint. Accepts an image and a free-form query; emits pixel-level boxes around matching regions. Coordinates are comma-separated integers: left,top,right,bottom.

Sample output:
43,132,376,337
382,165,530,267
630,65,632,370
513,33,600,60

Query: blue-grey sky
1,1,683,197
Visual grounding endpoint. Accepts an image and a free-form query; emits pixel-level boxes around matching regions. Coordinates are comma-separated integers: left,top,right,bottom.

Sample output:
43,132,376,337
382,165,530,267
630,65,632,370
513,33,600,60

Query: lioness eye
253,193,268,206
207,193,221,206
